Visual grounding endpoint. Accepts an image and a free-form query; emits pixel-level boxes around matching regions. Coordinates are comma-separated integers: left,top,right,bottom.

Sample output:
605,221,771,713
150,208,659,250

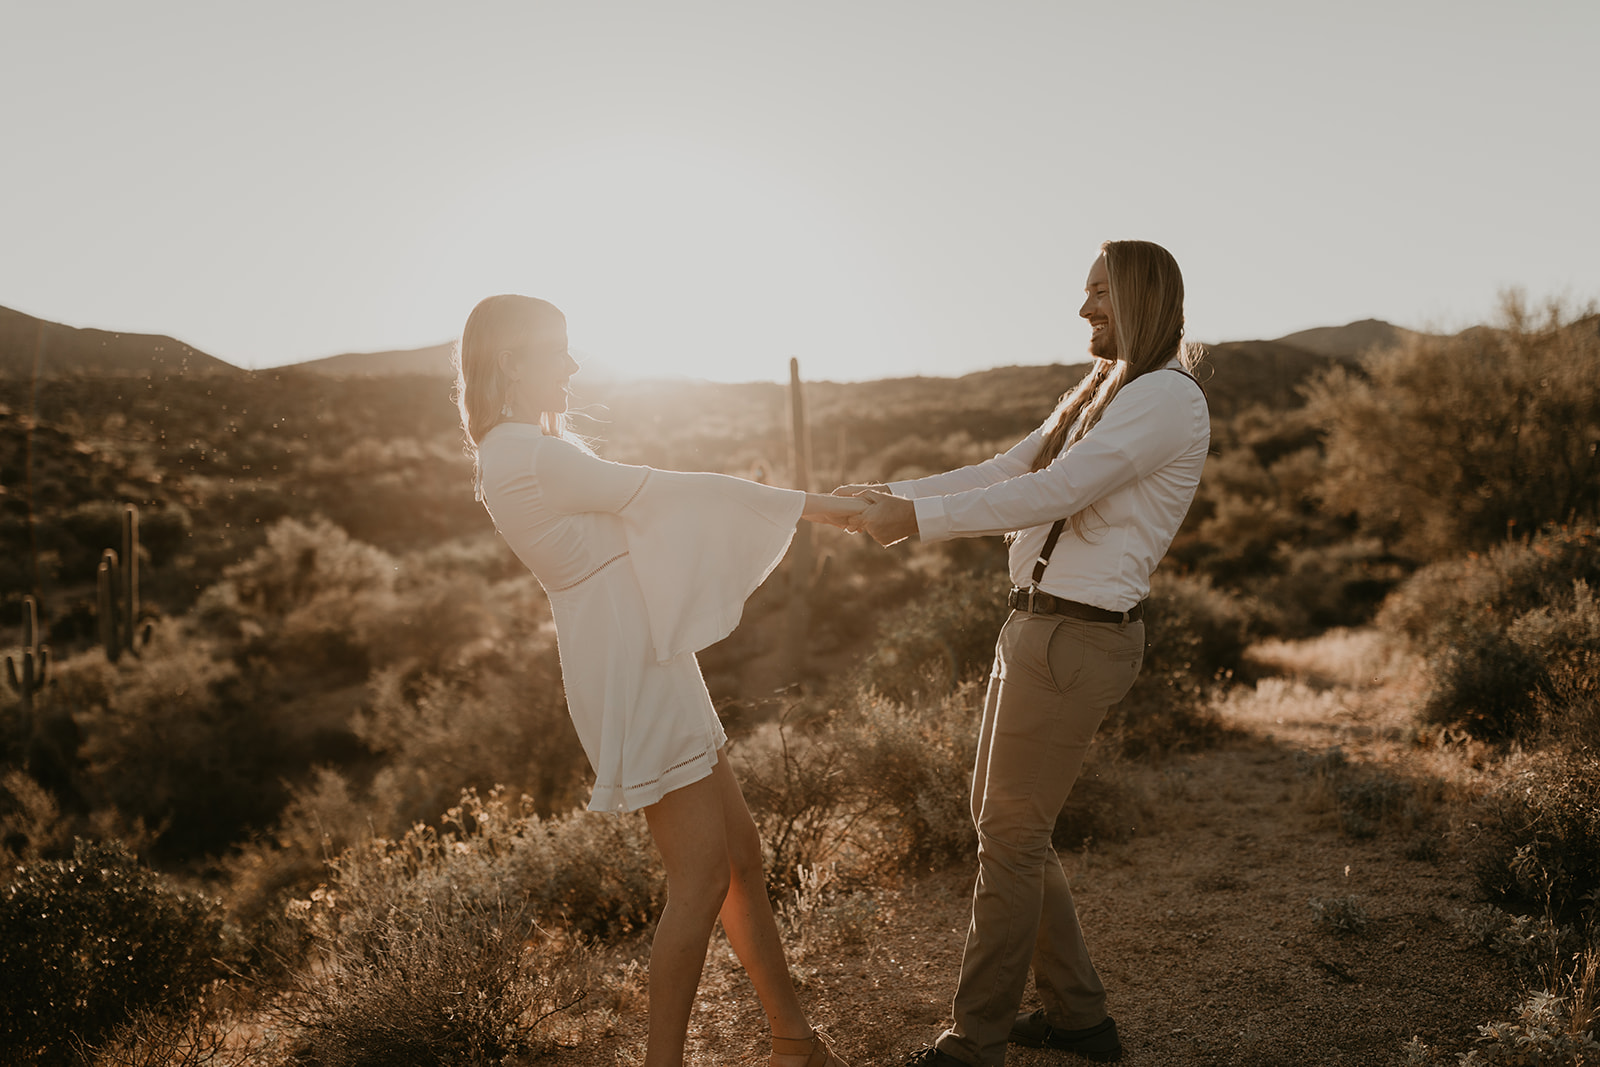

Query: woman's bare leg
703,755,813,1045
642,772,734,1067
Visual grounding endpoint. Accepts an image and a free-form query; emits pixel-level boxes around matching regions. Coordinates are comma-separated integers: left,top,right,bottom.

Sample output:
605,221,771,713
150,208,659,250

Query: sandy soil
542,641,1517,1066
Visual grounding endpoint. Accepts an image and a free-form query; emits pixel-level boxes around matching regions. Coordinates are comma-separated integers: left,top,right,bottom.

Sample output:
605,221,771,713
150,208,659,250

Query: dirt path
549,639,1516,1066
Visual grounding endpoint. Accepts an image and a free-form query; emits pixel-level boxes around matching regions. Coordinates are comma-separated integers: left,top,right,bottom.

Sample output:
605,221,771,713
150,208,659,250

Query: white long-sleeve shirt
889,362,1209,613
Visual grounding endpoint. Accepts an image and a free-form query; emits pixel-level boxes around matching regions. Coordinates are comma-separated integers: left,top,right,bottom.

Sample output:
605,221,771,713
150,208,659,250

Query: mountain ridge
0,303,1419,383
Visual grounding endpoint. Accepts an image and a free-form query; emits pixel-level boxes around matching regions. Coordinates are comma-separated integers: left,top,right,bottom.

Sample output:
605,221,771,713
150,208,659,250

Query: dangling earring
501,396,515,418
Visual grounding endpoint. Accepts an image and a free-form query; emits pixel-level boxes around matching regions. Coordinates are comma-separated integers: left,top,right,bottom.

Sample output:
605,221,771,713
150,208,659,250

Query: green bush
0,839,223,1065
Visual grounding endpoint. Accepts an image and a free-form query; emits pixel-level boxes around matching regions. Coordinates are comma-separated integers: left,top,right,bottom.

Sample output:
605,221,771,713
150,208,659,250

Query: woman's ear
496,349,519,382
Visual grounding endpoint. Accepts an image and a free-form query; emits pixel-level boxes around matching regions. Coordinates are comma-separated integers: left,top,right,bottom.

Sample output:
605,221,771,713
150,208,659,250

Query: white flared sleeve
533,437,805,662
621,470,805,662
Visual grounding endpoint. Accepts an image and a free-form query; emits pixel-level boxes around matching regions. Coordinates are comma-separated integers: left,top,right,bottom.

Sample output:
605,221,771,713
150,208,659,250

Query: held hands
829,484,917,546
832,483,889,498
802,492,868,528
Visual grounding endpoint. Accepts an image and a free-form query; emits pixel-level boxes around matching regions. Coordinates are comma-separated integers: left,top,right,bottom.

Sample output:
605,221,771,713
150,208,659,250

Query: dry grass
1245,627,1410,690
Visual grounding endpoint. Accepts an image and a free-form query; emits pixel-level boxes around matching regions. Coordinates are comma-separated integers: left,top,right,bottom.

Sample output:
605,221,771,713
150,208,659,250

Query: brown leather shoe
771,1029,849,1067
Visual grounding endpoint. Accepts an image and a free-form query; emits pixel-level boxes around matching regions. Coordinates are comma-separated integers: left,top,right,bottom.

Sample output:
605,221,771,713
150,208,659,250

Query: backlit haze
3,1,1596,383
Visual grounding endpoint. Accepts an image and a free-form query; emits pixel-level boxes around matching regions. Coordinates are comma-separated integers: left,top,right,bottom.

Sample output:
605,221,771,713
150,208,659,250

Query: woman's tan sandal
771,1029,849,1067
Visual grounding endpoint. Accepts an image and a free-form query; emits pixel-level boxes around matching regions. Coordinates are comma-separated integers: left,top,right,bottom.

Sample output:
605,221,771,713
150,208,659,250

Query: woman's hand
832,483,889,497
803,492,869,528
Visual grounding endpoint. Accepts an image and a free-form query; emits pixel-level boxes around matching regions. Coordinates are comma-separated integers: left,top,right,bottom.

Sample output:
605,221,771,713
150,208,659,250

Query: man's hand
854,490,918,546
832,483,889,497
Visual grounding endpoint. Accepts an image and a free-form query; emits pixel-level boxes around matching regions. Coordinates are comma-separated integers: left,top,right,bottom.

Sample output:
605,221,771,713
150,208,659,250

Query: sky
3,0,1596,383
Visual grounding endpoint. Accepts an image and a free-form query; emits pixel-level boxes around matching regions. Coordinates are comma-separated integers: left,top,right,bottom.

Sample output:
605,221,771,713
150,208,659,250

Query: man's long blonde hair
1029,240,1200,534
452,294,579,499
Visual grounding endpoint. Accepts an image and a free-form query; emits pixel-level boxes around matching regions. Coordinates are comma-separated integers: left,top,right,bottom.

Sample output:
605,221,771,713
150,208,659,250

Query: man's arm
911,377,1204,542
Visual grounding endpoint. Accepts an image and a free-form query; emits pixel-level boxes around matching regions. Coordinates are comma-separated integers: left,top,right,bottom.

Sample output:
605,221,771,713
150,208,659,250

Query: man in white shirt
842,240,1210,1066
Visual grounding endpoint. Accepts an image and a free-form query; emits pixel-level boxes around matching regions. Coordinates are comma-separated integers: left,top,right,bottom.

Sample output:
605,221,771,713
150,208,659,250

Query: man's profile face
1079,254,1118,361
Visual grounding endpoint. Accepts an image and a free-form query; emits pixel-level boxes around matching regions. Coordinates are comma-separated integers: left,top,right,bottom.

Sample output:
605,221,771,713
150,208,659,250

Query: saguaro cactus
786,357,814,683
5,595,51,731
97,504,150,662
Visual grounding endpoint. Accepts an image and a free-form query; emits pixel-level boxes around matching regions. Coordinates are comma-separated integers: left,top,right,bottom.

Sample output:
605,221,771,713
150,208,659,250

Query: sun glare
425,136,921,383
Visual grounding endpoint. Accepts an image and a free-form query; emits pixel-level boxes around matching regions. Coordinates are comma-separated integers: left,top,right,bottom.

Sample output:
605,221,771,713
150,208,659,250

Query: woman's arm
532,437,652,514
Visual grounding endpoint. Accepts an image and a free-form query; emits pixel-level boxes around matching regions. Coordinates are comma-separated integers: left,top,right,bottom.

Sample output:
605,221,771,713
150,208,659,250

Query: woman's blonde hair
1028,239,1201,535
452,294,580,498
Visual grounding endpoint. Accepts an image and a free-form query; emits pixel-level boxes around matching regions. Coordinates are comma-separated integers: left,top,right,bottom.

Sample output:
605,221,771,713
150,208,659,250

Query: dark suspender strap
1032,366,1200,588
1031,517,1067,587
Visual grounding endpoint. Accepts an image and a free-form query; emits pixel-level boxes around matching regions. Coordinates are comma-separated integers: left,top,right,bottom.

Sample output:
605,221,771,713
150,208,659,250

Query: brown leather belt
1007,587,1144,624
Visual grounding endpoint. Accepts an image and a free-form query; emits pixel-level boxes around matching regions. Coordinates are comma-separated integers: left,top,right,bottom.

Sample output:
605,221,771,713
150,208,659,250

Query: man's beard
1088,329,1117,361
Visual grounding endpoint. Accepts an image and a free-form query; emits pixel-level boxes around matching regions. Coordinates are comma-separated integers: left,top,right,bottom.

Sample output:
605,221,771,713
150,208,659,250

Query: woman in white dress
455,295,862,1067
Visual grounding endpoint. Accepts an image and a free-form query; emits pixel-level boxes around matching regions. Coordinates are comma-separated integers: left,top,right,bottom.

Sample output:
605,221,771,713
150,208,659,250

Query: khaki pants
937,609,1145,1066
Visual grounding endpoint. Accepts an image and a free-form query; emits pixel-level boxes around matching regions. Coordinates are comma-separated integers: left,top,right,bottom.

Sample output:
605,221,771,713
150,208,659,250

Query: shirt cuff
912,495,952,543
887,479,917,499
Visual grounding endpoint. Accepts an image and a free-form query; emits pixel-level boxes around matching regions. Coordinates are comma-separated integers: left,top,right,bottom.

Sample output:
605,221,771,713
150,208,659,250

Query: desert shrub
1140,570,1252,681
285,893,584,1067
1051,760,1149,850
1469,753,1600,924
735,715,867,895
1378,527,1600,652
0,768,69,864
776,862,879,963
221,766,374,974
1510,581,1600,749
1308,894,1369,936
0,839,223,1065
1307,299,1600,562
75,998,258,1067
1458,904,1584,978
1103,571,1248,758
843,684,980,875
1422,628,1548,741
518,809,664,939
66,629,294,860
1297,747,1442,840
278,789,631,1066
1379,527,1600,743
1457,990,1600,1066
355,649,587,830
323,789,662,945
856,568,1011,703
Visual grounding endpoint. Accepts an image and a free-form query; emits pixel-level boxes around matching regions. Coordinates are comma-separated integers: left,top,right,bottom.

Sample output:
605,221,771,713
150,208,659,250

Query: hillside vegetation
1,299,1598,1064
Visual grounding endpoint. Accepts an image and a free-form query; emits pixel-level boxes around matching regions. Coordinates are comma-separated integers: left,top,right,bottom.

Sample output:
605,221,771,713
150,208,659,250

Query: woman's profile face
502,324,580,417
